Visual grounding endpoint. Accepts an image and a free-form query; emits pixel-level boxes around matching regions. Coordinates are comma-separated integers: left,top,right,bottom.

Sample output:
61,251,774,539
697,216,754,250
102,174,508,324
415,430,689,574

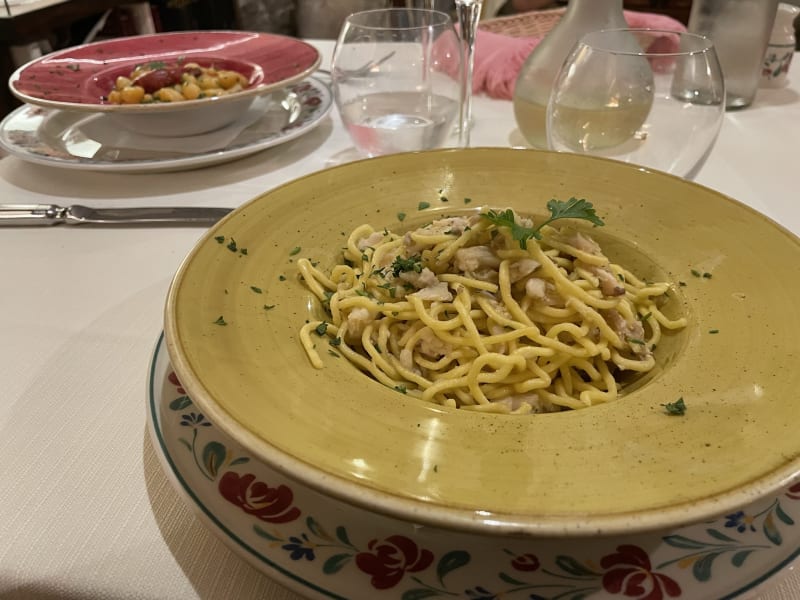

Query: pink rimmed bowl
9,31,320,137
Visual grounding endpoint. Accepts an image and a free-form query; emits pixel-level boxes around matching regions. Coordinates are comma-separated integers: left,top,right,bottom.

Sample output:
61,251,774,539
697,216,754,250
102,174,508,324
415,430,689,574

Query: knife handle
0,204,63,225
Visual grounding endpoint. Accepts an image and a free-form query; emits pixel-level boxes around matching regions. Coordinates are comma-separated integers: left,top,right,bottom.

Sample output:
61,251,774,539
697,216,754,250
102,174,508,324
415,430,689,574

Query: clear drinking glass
331,8,462,157
547,29,726,179
454,0,483,147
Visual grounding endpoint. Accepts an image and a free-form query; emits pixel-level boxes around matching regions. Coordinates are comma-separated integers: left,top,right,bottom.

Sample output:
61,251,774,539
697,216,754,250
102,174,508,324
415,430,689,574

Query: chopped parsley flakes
662,397,686,416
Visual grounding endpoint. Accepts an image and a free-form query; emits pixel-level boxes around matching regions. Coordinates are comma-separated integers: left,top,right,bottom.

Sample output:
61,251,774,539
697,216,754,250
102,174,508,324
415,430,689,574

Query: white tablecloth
1,40,798,600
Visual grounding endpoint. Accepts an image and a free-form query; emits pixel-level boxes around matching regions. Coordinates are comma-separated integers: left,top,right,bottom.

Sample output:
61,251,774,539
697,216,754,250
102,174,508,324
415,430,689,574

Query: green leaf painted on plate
705,528,737,543
776,502,795,526
499,571,527,585
307,516,333,541
662,535,709,550
178,438,191,451
335,526,352,547
731,549,754,567
322,553,352,575
169,396,192,410
437,550,470,583
202,441,227,478
692,552,720,582
763,513,783,545
229,457,250,466
555,555,599,577
253,524,281,541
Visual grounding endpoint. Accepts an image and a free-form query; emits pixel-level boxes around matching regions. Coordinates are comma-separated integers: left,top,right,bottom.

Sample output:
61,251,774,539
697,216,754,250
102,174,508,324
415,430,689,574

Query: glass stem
455,0,482,148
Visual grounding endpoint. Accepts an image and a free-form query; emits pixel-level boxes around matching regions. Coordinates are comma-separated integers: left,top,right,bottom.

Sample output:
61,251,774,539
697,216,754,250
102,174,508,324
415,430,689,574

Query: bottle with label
761,2,799,87
512,0,627,149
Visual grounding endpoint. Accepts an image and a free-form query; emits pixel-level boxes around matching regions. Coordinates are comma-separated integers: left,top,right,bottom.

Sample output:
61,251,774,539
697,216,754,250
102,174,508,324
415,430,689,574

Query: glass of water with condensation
331,8,463,157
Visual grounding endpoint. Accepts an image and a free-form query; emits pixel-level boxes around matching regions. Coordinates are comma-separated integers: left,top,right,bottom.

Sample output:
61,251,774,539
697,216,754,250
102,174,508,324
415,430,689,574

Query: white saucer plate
147,332,800,600
0,76,331,173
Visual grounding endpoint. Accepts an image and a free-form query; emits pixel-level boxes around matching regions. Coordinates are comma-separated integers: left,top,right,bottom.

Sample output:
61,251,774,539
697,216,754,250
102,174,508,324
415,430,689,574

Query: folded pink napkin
474,11,687,100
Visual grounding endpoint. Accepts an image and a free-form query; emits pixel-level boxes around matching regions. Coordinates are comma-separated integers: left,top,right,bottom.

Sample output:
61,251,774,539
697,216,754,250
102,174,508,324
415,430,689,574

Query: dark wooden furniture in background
623,0,693,24
0,0,157,118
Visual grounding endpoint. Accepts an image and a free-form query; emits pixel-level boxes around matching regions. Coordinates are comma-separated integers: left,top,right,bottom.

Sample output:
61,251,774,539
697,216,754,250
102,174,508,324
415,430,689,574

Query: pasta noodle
298,209,686,414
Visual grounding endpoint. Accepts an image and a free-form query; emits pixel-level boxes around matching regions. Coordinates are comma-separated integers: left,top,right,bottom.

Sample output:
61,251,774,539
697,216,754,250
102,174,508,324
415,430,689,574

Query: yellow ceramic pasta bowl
164,148,800,537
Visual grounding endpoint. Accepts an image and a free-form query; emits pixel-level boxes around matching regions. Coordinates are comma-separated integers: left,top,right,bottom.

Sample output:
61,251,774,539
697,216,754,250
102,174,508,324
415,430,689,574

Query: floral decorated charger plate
0,77,331,173
148,331,800,599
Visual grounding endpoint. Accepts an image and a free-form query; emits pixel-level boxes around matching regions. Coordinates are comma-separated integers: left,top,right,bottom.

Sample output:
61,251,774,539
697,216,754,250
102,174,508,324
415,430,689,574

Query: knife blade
0,204,233,226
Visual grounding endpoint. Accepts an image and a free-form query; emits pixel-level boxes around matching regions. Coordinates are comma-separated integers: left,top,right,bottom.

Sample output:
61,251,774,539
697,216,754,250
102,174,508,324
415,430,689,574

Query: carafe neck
561,0,626,27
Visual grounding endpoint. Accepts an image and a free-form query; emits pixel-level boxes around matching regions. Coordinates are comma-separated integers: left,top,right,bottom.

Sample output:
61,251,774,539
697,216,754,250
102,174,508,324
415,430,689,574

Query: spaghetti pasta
298,208,686,414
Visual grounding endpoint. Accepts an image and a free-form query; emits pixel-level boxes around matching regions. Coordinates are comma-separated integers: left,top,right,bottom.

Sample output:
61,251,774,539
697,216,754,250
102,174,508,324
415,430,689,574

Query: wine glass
454,0,483,147
331,8,462,158
546,29,725,179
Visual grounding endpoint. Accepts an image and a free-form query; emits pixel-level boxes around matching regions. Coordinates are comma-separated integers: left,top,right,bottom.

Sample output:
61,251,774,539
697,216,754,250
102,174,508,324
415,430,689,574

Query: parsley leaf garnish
391,255,423,277
481,198,604,250
289,246,301,256
315,322,328,336
213,316,227,326
662,397,686,416
250,286,262,294
418,202,430,210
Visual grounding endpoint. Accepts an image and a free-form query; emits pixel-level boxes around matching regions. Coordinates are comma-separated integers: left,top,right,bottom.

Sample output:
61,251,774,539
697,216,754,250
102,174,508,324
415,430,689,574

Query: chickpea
115,75,132,90
107,89,122,104
155,87,185,102
120,85,145,104
201,87,224,98
198,74,220,90
182,81,201,100
217,70,241,90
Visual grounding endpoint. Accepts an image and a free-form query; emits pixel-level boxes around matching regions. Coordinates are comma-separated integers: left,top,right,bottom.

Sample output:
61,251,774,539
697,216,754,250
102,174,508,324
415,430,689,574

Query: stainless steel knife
0,204,233,226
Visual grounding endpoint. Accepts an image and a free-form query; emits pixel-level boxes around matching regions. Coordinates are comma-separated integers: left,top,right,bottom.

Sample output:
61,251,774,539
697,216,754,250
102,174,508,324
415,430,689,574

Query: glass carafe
512,0,627,149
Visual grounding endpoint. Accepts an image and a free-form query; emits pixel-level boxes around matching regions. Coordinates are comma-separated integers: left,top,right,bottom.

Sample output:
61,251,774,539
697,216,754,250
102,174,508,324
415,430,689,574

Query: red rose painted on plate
601,544,681,600
355,534,434,589
167,371,185,394
218,471,301,523
511,552,541,572
786,482,800,500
